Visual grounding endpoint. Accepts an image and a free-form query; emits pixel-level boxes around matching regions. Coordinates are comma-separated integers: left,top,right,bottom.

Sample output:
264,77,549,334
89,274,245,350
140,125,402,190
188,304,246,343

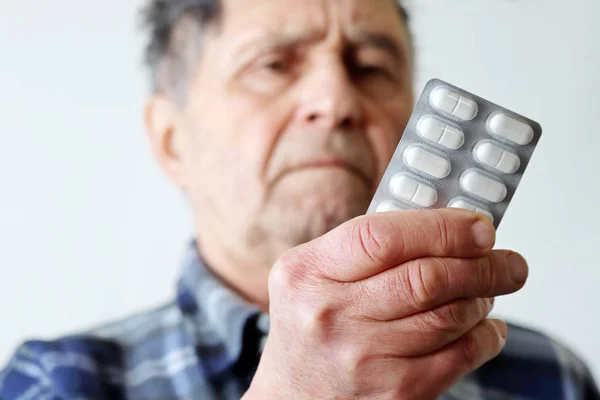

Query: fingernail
508,253,529,284
472,219,495,249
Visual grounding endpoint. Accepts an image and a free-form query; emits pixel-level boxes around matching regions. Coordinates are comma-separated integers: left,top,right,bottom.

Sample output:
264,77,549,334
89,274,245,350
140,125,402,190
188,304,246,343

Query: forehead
218,0,408,47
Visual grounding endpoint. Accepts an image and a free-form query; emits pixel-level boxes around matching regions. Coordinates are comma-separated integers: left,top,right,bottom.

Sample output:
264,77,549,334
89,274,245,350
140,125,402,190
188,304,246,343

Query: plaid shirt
1,241,598,400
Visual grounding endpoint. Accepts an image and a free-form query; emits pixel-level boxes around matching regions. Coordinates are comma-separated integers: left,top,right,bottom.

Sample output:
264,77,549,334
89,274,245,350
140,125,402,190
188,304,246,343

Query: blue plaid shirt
1,241,599,399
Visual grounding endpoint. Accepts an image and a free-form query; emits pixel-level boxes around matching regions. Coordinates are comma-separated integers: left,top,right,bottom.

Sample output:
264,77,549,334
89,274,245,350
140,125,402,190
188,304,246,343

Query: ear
144,94,188,189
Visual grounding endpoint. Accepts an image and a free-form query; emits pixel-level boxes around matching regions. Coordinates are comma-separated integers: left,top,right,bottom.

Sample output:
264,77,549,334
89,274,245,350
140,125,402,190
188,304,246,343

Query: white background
1,0,599,383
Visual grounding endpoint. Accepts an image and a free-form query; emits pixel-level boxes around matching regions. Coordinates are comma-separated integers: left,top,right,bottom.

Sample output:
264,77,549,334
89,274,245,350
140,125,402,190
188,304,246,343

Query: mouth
283,159,372,188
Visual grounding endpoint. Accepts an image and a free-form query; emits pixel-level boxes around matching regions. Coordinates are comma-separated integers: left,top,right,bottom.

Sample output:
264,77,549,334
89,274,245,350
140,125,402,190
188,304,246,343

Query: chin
263,169,373,245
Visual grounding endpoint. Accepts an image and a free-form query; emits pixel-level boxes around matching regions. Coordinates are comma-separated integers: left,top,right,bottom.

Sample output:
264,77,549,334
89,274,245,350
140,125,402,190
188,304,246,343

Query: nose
295,60,363,131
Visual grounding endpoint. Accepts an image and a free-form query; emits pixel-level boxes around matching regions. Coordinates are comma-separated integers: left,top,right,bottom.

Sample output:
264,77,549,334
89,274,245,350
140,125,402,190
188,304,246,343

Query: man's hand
245,209,528,400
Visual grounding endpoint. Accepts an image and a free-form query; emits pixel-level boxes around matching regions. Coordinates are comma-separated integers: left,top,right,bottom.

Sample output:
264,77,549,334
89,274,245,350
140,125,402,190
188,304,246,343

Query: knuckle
406,261,430,309
352,217,396,264
273,248,298,271
341,347,368,377
477,255,498,294
432,213,456,253
442,302,470,330
339,344,379,391
299,301,339,342
459,331,480,370
406,258,448,309
422,301,471,334
268,260,289,294
269,249,307,294
482,298,495,317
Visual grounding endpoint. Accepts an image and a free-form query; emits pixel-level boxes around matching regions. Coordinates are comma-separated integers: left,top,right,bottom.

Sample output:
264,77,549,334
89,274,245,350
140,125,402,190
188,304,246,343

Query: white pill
404,146,451,179
460,169,507,203
430,86,478,121
376,201,407,213
448,198,494,223
487,112,534,145
417,116,465,150
473,141,521,174
389,174,437,208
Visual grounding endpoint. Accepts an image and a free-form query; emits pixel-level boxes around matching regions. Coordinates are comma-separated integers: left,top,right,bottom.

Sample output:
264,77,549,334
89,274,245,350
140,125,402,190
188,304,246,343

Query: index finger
307,208,496,282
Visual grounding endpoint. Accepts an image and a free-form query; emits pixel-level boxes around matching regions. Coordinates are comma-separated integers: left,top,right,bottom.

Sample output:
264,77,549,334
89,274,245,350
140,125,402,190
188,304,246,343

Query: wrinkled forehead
217,0,410,53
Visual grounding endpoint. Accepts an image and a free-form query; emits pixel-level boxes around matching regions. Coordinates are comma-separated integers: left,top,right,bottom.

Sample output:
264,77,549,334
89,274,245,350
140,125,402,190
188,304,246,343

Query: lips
281,158,372,188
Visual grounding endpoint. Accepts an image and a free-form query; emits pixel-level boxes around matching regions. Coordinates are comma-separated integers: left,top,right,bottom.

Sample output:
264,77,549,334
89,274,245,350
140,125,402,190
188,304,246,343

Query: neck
194,232,272,313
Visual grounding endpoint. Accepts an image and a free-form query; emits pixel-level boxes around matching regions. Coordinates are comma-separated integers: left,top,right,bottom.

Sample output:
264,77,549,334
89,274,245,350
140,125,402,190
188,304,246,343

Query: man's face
168,0,413,264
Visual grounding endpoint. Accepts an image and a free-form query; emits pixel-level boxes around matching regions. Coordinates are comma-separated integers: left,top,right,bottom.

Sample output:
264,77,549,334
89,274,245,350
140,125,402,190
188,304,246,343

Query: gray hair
140,0,410,98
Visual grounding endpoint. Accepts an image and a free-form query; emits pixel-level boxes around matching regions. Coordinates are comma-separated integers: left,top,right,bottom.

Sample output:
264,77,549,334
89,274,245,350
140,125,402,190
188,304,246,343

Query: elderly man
1,0,598,399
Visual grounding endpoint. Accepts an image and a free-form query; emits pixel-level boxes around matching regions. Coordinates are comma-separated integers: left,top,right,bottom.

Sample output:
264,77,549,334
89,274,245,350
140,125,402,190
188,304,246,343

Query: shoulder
0,334,125,399
474,322,600,399
0,302,191,400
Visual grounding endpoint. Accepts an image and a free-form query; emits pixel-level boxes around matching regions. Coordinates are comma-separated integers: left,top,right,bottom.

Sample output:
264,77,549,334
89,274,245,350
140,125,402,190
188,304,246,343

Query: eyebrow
229,29,323,71
228,30,407,72
350,32,405,62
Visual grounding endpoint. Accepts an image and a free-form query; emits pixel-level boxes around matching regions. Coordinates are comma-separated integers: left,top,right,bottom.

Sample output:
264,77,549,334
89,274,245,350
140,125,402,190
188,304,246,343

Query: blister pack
367,78,542,228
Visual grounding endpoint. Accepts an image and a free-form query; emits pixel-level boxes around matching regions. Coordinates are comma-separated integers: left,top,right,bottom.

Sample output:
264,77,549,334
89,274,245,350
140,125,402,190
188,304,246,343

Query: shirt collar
175,240,266,376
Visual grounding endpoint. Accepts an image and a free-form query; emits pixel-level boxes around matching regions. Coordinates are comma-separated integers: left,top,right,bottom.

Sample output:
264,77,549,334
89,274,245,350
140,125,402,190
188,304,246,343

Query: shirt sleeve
0,342,57,400
554,338,600,400
1,337,124,400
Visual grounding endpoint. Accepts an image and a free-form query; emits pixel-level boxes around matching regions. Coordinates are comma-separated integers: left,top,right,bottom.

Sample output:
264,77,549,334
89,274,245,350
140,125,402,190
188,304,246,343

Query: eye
261,58,291,73
354,64,388,77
